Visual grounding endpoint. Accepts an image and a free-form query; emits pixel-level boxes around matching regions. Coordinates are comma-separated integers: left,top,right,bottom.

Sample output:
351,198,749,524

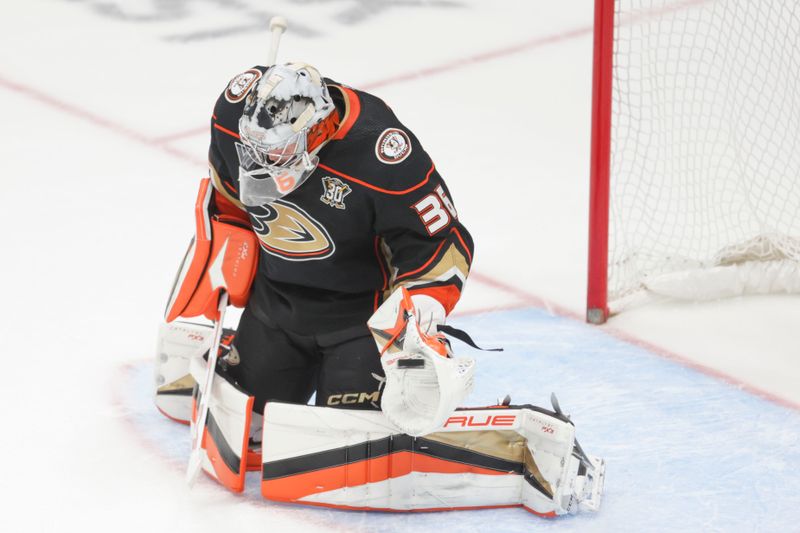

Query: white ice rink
1,1,798,531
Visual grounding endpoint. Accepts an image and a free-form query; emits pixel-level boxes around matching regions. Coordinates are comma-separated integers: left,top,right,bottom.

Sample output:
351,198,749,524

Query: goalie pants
228,306,385,414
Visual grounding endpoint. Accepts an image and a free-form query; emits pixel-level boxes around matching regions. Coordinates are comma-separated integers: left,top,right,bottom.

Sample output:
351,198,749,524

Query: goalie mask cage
587,0,800,324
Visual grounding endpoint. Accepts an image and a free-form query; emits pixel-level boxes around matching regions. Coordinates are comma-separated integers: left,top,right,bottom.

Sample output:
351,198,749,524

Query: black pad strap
437,325,503,352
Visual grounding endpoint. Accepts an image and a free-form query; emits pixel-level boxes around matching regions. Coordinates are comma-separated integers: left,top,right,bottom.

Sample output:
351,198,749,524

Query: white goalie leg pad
260,402,605,516
188,356,254,492
154,321,214,424
368,287,475,436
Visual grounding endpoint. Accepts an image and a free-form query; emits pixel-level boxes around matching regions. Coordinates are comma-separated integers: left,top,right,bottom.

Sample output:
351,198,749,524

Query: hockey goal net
587,0,800,323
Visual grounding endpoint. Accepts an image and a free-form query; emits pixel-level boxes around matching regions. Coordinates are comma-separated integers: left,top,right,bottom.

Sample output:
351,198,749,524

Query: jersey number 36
413,185,458,235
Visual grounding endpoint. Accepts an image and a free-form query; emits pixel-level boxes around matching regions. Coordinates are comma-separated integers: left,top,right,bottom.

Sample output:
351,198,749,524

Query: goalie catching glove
367,287,475,436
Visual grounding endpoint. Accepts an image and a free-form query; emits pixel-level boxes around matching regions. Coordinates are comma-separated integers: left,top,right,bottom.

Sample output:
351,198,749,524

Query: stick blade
186,449,203,487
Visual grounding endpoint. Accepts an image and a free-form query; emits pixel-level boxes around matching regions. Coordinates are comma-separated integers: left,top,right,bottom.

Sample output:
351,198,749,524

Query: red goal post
586,0,800,324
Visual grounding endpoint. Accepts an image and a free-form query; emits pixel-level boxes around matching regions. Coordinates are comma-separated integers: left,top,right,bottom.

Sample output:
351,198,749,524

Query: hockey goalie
154,17,605,518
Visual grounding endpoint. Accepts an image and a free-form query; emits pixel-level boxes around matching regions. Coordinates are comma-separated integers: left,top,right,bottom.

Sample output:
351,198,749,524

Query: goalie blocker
260,401,605,516
164,178,258,323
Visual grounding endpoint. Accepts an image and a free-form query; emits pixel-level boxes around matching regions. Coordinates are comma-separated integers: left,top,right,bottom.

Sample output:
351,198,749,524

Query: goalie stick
267,16,288,66
186,14,287,488
186,292,229,487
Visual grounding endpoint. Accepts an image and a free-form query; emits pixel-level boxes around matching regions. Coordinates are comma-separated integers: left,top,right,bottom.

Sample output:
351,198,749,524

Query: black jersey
208,66,474,335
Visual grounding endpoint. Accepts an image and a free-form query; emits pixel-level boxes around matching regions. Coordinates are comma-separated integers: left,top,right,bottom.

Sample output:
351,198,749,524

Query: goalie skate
575,454,606,513
546,393,605,513
554,446,605,515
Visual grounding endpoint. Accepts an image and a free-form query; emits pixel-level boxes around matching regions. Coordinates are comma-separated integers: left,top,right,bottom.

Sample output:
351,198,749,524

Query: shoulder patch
375,128,412,165
225,69,262,103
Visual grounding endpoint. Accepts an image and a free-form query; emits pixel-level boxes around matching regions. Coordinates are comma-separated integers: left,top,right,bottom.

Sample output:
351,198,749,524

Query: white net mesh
608,0,800,305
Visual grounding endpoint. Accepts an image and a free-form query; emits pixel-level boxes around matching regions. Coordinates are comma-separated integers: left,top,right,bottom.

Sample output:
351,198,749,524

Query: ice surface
120,310,800,532
1,0,797,531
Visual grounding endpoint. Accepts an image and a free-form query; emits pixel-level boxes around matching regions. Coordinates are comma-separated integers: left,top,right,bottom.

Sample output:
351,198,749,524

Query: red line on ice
151,25,597,142
110,361,359,528
601,326,800,412
149,0,714,140
360,26,592,91
460,272,800,412
151,126,209,144
362,0,710,91
0,75,206,166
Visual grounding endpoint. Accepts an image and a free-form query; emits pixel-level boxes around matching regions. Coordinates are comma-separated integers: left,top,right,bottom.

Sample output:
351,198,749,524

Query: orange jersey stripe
214,122,240,139
396,239,447,281
318,162,435,196
330,85,362,141
451,226,473,263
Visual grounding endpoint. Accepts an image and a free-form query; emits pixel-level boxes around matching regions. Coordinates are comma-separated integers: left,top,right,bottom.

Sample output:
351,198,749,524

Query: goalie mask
236,63,339,206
